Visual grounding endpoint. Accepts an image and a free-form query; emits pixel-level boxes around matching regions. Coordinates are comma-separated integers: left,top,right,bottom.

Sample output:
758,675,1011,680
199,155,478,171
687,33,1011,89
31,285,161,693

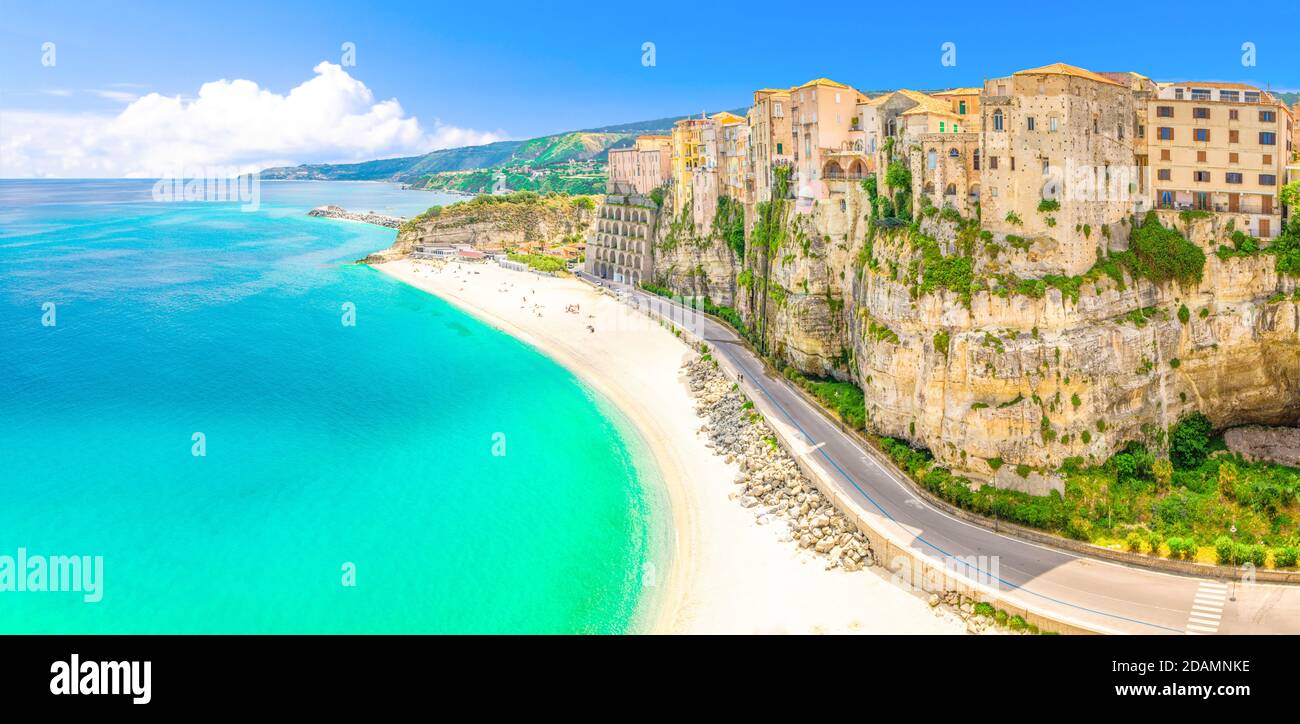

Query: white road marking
1185,581,1228,635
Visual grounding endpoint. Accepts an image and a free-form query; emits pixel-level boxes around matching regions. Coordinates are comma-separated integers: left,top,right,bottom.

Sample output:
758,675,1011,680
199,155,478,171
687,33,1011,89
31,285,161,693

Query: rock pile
684,354,875,572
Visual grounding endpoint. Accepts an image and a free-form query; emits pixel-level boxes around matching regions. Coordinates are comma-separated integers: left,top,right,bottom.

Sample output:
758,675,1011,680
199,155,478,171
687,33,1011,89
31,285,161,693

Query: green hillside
259,108,747,194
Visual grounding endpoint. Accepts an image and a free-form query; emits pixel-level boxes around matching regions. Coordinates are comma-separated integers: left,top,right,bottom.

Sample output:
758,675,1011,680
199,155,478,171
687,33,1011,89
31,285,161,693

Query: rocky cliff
364,193,595,263
653,183,1300,489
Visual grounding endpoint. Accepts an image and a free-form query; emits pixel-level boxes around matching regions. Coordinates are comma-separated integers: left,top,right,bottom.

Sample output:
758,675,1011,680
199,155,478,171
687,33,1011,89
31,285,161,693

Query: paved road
582,273,1300,634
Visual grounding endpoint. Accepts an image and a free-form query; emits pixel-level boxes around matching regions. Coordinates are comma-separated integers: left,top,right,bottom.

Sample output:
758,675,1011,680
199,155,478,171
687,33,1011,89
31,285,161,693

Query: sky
1,0,1297,177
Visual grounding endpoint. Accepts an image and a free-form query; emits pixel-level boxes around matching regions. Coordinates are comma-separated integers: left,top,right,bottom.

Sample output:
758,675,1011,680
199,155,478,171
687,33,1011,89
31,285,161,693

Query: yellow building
1146,81,1293,238
670,116,709,216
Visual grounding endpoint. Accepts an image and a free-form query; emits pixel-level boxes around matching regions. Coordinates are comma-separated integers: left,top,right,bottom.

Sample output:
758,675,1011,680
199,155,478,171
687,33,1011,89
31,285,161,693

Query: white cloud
1,62,505,178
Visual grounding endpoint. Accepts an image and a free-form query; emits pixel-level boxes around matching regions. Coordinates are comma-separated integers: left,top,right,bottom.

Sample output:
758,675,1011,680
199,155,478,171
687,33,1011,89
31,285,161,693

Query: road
581,272,1300,634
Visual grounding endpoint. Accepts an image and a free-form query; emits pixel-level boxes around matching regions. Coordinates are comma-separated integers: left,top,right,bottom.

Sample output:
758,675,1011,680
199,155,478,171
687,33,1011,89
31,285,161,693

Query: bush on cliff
1127,211,1206,286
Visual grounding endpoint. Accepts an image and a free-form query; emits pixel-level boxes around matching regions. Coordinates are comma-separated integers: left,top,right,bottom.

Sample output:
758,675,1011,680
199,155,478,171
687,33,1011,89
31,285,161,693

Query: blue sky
2,0,1297,176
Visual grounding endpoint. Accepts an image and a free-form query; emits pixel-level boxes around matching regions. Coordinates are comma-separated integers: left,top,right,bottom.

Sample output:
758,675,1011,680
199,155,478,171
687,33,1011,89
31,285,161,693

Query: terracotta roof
1014,63,1122,87
710,111,745,124
931,87,982,96
753,87,790,95
795,77,850,90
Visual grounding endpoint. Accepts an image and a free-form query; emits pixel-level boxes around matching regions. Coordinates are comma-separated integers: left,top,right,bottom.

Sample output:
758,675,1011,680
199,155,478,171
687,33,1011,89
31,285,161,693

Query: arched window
927,149,937,169
993,110,1004,132
945,184,957,196
924,182,935,194
949,148,960,158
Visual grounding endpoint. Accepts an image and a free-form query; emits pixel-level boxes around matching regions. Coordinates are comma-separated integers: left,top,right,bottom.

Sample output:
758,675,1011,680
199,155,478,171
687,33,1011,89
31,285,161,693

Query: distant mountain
258,109,747,192
1278,91,1298,106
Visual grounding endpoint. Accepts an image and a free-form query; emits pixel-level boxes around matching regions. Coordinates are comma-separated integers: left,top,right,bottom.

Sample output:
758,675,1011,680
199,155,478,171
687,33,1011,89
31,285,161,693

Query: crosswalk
1185,580,1229,634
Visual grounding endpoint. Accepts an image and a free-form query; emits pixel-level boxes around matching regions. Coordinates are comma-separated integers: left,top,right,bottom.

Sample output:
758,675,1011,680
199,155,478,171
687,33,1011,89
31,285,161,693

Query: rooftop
1013,62,1123,87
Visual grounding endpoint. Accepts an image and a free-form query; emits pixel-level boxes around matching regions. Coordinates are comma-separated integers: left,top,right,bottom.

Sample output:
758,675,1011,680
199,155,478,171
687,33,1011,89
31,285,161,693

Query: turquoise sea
0,179,669,633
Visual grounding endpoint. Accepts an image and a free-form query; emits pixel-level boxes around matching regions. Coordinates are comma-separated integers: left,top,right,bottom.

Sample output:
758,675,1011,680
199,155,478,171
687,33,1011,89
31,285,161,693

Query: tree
1152,458,1173,492
1218,460,1239,500
1169,412,1213,469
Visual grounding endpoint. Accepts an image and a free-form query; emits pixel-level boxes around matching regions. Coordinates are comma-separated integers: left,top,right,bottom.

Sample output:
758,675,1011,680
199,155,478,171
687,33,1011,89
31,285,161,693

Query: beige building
899,90,982,214
606,135,672,196
980,63,1141,276
788,78,870,204
747,88,792,204
1146,81,1293,238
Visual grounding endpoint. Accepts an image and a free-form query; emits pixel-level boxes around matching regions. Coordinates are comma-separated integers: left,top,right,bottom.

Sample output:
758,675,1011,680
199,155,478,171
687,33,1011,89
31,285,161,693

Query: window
1195,128,1210,142
1260,132,1277,145
992,110,1003,131
959,100,967,115
953,123,959,133
1245,91,1260,103
773,102,783,117
1194,171,1211,182
834,92,841,104
1229,109,1239,121
1226,172,1243,184
1263,154,1272,165
973,150,980,170
927,149,937,169
776,142,783,155
1049,116,1059,132
939,121,945,133
1138,124,1145,138
1010,156,1016,171
1191,88,1212,101
1260,174,1277,185
1229,152,1238,163
1174,88,1185,100
1221,90,1240,103
1193,107,1210,119
1160,149,1171,161
949,148,960,157
989,156,999,170
1230,130,1240,143
1042,159,1050,176
1027,116,1036,131
1197,151,1207,162
1159,127,1174,140
1157,169,1172,180
1260,110,1275,122
1118,124,1124,140
1157,106,1174,117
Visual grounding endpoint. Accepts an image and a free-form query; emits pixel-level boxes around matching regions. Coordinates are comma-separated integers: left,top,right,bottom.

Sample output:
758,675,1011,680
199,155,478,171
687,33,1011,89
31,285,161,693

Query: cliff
363,192,595,263
654,183,1300,488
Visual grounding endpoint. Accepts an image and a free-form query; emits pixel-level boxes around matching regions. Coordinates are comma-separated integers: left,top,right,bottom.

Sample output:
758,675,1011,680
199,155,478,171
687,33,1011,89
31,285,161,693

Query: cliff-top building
980,63,1141,276
788,78,870,205
747,88,792,205
1145,82,1293,238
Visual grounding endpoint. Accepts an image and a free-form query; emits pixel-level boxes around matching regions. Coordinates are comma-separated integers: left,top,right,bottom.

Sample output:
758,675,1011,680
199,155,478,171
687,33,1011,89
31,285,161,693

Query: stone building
606,135,672,196
980,63,1142,276
746,88,792,204
585,136,673,285
1144,81,1294,238
899,91,982,215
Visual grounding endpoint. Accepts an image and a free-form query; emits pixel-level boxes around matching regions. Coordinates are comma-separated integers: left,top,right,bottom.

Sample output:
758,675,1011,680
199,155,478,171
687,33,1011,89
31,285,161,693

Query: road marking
1185,581,1228,635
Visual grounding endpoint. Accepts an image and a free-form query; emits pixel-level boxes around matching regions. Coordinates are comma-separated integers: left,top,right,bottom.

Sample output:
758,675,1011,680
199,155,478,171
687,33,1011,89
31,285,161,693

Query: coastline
373,257,964,634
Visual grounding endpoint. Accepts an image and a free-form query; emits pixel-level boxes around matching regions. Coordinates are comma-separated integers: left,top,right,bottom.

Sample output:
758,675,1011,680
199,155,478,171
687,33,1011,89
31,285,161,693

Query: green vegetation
1037,198,1060,213
880,409,1300,564
713,196,746,260
1127,210,1206,286
783,367,866,430
507,252,568,273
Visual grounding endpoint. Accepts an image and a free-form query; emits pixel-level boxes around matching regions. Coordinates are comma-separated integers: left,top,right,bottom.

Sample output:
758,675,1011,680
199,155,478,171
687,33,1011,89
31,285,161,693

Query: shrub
1128,211,1206,286
1169,412,1213,469
1274,547,1300,568
1178,304,1190,324
974,602,996,617
1214,535,1235,564
993,609,1009,626
1125,531,1143,552
1009,615,1027,631
1037,198,1061,213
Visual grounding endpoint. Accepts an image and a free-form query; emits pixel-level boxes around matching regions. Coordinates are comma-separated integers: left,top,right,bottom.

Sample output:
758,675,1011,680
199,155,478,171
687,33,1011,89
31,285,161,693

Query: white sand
376,258,963,635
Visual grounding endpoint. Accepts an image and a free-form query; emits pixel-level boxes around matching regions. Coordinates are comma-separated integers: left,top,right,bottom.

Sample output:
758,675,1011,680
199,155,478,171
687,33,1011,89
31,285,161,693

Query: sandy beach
375,257,963,634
